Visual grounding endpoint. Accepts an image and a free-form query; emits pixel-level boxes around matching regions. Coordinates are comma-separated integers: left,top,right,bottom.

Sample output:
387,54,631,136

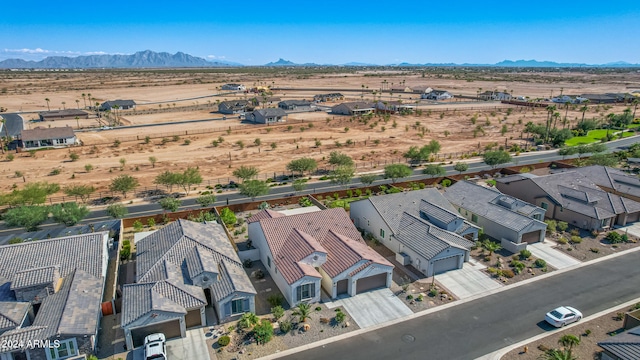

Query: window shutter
296,285,302,301
224,301,232,317
310,283,316,298
244,298,250,312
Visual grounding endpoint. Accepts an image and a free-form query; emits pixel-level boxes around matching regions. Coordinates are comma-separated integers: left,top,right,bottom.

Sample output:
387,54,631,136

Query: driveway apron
323,288,412,328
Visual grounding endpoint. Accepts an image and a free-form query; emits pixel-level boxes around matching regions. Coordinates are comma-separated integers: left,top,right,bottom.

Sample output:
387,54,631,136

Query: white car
545,306,582,328
144,333,167,360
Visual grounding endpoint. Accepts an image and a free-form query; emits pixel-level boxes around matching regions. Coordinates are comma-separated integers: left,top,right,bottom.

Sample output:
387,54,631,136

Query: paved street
436,262,503,299
324,288,412,328
277,250,640,360
528,240,581,269
0,113,24,137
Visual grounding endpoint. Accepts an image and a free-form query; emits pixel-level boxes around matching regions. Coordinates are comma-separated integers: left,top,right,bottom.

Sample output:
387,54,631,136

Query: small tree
84,164,93,172
148,156,157,168
482,239,502,256
384,164,412,183
159,197,181,212
328,151,354,166
254,319,274,345
292,179,307,193
233,165,259,183
331,165,355,188
454,162,468,174
106,204,128,219
69,152,80,162
196,194,216,207
63,184,95,203
239,180,270,201
483,150,512,168
219,207,237,227
238,312,259,329
359,174,377,186
270,142,277,150
4,205,50,231
423,164,446,178
51,202,89,226
179,167,202,194
119,158,126,170
286,157,317,177
109,175,139,198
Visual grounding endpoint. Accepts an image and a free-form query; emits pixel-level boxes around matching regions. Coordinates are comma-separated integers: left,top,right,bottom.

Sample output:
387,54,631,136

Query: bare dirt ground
1,69,638,198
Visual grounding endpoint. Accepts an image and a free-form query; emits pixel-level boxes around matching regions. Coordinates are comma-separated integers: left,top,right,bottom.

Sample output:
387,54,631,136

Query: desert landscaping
1,68,639,199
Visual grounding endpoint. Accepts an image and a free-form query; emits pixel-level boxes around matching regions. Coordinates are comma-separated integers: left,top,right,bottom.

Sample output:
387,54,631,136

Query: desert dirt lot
1,68,638,196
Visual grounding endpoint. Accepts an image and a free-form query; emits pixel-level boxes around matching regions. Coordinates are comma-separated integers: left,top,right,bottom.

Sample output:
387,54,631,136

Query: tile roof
555,166,640,199
0,302,30,332
11,265,60,290
332,102,375,111
210,259,256,302
279,100,312,107
185,246,219,281
20,126,75,141
598,326,640,360
254,208,390,284
443,181,546,232
247,209,285,223
252,108,287,117
396,213,473,260
102,100,136,107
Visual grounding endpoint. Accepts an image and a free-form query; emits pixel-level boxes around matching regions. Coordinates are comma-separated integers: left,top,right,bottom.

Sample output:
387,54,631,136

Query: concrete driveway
615,222,640,238
130,328,210,360
527,240,581,269
436,262,503,299
323,288,412,328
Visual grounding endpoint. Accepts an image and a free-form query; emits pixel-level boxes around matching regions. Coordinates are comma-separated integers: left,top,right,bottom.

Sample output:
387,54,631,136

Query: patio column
200,307,206,328
124,328,134,350
386,271,392,288
179,317,186,338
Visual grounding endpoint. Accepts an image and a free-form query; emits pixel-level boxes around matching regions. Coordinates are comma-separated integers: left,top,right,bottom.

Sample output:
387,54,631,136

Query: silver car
545,306,582,328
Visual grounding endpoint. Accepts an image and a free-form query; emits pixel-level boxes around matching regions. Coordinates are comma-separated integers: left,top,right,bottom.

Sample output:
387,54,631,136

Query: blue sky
1,1,639,65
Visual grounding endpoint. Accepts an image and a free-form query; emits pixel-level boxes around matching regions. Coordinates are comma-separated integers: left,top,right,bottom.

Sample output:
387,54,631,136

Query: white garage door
433,256,459,274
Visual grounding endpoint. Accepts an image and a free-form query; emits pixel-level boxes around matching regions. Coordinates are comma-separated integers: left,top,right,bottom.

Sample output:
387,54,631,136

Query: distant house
221,83,246,91
218,100,250,114
391,86,413,93
331,102,375,116
374,101,416,113
38,109,88,121
443,181,547,253
350,189,478,277
20,126,77,149
0,232,110,360
248,108,287,124
278,100,313,111
250,96,281,107
411,85,433,94
121,220,256,349
580,94,618,104
423,90,453,100
479,91,512,101
314,93,344,102
551,95,588,104
100,99,136,111
496,172,640,230
553,165,640,203
248,208,393,306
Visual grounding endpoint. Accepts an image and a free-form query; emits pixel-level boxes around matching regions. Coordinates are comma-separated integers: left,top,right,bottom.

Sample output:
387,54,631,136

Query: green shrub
557,237,568,245
417,294,424,302
315,306,322,312
119,240,131,261
217,335,230,347
519,249,532,260
441,179,452,187
335,310,346,323
606,231,623,244
406,294,413,300
570,229,580,236
147,218,156,228
279,320,293,333
534,259,547,268
545,220,557,233
570,236,582,244
238,312,259,329
510,260,525,274
429,288,438,297
254,319,273,345
267,293,284,307
132,220,143,232
271,306,285,321
557,221,568,232
590,247,600,253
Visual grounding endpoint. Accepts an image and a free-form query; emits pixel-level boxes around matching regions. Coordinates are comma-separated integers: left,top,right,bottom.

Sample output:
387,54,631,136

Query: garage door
355,273,387,294
131,319,181,348
336,279,348,295
521,230,541,244
186,309,202,328
433,256,459,275
627,212,640,223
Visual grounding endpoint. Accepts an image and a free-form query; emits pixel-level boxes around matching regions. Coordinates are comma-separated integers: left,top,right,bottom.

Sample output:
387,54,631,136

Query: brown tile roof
247,209,286,223
255,208,392,284
20,126,75,141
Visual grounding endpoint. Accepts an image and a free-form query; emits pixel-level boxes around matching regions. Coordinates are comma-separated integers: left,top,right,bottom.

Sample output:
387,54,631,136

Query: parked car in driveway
545,306,582,327
144,333,167,360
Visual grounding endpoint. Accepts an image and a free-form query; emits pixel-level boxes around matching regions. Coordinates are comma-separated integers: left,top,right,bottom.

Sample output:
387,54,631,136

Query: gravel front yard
209,304,359,360
550,228,640,262
470,247,556,285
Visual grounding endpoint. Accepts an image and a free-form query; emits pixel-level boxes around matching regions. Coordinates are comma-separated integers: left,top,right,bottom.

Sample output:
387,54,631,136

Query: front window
297,283,314,301
541,202,548,210
471,214,478,223
379,229,385,239
231,298,245,315
48,338,78,360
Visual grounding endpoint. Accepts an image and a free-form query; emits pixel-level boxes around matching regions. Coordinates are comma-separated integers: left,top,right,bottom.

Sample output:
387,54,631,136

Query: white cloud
3,48,51,54
207,54,226,60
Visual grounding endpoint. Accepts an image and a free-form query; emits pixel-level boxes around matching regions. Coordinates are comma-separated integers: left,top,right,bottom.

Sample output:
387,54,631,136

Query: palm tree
539,348,577,360
113,104,120,126
45,98,51,111
552,112,561,131
564,101,571,124
579,103,589,125
81,93,87,108
606,112,616,138
61,101,66,110
545,105,557,143
558,334,580,351
633,98,639,119
75,99,80,109
482,239,501,256
292,302,312,323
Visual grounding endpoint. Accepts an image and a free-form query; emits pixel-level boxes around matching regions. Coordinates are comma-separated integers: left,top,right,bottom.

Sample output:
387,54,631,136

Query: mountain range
0,51,638,69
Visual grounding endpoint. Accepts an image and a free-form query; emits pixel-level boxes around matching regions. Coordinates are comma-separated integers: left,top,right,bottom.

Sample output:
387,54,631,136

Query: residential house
411,86,433,95
314,93,344,102
247,208,393,306
0,232,110,360
391,86,413,93
442,181,547,252
217,100,250,114
121,219,256,349
278,100,313,111
551,95,588,104
38,109,88,121
350,189,479,277
495,172,640,230
99,100,136,111
249,97,281,107
248,108,287,124
20,126,77,149
598,326,640,360
374,101,416,113
423,90,454,100
331,102,375,116
221,83,246,91
553,165,640,202
479,91,512,101
580,94,618,104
